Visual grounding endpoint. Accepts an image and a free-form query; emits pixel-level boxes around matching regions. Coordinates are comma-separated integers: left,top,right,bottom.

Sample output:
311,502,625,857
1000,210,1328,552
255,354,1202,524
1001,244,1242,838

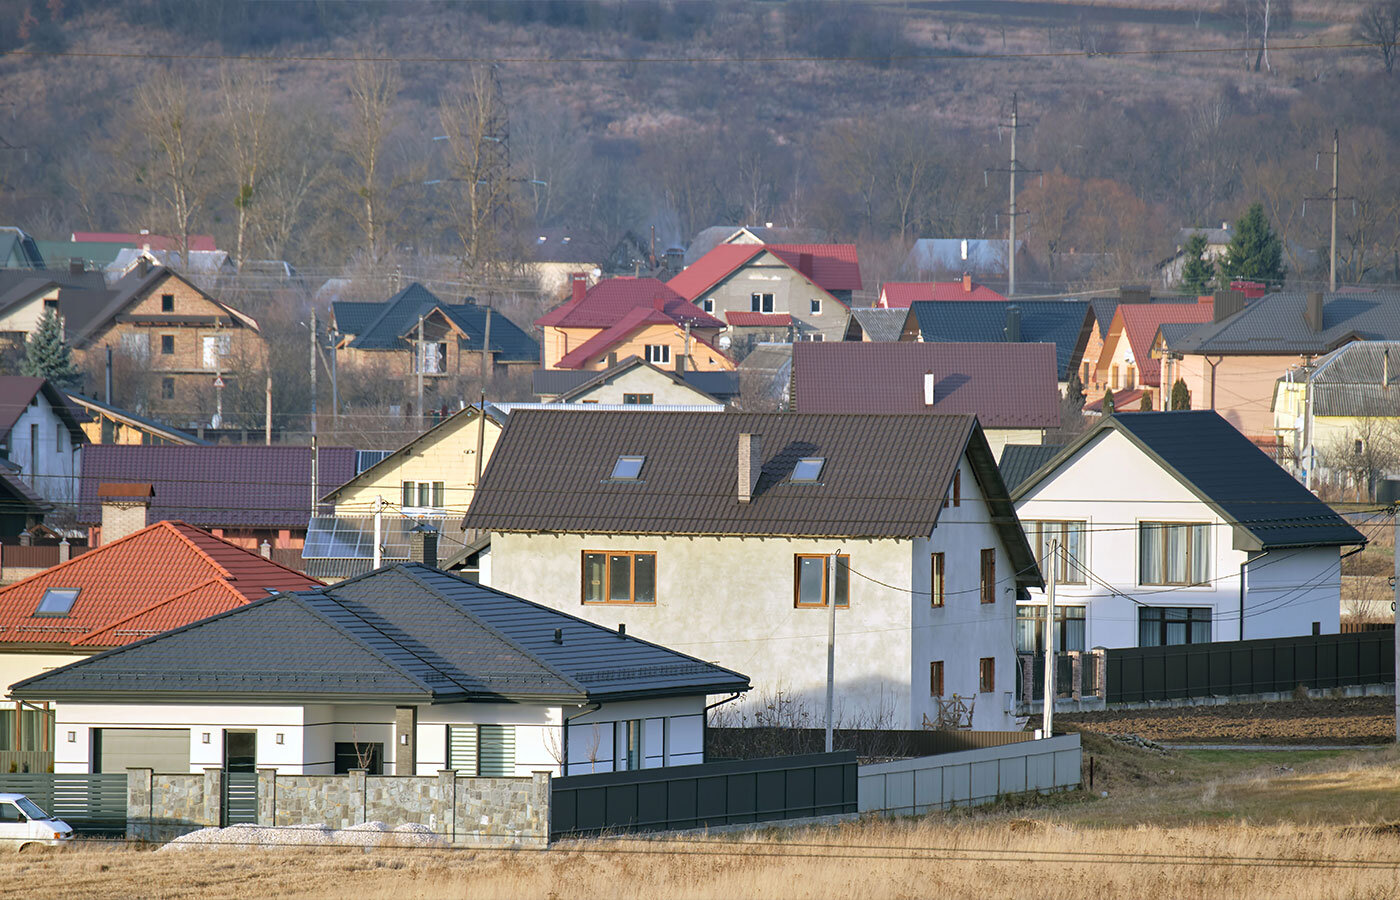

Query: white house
13,553,748,777
0,376,86,510
1009,411,1366,652
464,410,1043,731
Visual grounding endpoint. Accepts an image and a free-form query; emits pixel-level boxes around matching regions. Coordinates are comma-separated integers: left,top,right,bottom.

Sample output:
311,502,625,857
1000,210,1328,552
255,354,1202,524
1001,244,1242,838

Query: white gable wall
7,388,81,506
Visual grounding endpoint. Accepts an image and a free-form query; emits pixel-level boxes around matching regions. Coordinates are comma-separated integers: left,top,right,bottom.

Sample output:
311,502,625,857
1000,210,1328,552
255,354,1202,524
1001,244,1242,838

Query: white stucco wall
983,428,1044,459
7,390,81,507
565,366,724,407
0,650,89,696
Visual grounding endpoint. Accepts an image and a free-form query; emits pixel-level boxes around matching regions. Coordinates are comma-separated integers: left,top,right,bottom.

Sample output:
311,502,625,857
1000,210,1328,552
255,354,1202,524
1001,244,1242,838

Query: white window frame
644,344,671,365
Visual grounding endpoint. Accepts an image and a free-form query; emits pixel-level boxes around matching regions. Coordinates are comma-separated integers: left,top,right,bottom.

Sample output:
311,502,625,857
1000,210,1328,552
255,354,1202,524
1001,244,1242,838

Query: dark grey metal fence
706,728,1033,760
551,752,856,839
1107,630,1395,703
0,773,127,834
222,772,258,825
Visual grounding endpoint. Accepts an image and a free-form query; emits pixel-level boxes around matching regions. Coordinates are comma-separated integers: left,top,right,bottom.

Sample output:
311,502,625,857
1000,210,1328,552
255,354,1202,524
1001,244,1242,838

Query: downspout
1206,355,1222,410
561,701,601,777
703,692,744,761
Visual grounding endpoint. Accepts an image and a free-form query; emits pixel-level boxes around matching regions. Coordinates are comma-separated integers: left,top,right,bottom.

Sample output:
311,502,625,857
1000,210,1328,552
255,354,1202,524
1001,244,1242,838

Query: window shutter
478,725,515,777
447,724,478,774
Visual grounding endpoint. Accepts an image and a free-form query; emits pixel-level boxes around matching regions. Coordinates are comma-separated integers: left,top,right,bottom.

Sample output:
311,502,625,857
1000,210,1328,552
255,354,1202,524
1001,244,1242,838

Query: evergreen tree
1170,378,1192,410
1065,370,1086,411
1102,388,1115,415
20,310,82,387
1179,231,1216,295
1140,392,1153,411
1220,204,1285,287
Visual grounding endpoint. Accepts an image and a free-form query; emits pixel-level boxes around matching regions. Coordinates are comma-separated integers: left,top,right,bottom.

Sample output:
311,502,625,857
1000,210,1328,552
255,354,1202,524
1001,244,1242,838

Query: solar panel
302,515,463,560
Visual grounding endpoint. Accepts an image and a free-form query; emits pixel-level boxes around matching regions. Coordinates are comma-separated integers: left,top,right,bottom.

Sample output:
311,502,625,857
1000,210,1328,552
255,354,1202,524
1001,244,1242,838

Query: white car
0,793,73,851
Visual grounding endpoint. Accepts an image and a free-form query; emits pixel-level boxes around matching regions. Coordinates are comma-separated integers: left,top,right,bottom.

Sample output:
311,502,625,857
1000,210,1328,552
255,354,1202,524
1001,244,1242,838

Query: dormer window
35,588,79,618
611,455,645,481
791,457,825,483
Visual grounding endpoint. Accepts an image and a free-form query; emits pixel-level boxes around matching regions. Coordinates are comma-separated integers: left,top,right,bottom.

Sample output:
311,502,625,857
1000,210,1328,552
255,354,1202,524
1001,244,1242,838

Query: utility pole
475,389,487,489
481,305,493,395
309,309,318,438
104,345,112,405
373,495,384,570
1394,504,1399,741
1042,539,1058,739
1305,130,1353,294
265,375,272,445
416,314,426,431
825,550,840,753
984,94,1038,297
329,328,339,427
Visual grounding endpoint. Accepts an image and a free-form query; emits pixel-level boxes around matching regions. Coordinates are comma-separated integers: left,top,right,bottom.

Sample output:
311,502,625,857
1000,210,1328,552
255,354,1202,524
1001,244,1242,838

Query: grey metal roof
1172,291,1400,356
998,443,1064,494
533,369,594,397
65,393,209,445
1156,322,1201,349
910,300,1092,380
1289,341,1400,418
848,307,909,342
13,563,749,703
1012,411,1367,551
341,282,539,362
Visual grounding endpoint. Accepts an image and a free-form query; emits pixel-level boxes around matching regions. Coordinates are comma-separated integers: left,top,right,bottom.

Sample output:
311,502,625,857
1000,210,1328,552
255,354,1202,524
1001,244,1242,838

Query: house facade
0,377,86,509
550,356,727,407
1011,411,1365,653
465,410,1041,731
1093,298,1214,407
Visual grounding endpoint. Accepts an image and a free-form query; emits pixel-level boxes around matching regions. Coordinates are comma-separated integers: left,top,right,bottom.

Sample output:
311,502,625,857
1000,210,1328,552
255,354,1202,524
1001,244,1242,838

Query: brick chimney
98,483,154,544
409,521,439,568
69,258,84,276
1304,291,1324,333
653,296,666,311
571,272,587,303
737,433,762,504
798,253,814,279
962,272,973,293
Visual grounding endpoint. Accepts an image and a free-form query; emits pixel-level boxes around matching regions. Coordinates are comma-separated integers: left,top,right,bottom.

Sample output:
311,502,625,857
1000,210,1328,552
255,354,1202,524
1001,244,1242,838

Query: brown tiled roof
465,410,1041,586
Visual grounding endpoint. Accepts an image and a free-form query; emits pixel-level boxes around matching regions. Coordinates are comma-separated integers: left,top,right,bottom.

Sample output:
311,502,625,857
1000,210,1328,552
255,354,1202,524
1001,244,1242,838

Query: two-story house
1092,298,1215,409
0,377,87,511
465,410,1041,731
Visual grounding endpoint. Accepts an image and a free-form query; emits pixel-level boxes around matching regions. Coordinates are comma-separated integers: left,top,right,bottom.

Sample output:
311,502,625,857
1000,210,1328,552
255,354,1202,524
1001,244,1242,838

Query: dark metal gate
0,773,127,834
222,772,258,825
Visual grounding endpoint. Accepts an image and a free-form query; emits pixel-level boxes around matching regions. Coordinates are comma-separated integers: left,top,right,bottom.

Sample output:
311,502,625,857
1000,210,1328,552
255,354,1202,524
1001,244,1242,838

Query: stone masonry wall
127,769,213,843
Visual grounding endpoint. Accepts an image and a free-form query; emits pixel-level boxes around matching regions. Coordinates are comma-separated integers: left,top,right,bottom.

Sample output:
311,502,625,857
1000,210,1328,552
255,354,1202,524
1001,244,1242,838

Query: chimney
737,433,762,504
571,272,587,303
98,483,154,544
798,252,814,279
962,272,973,293
1304,291,1324,333
260,539,271,559
653,296,666,311
676,354,687,373
1003,305,1022,343
923,371,935,406
409,521,439,568
58,539,70,564
1118,285,1150,305
1212,289,1246,323
68,258,83,276
607,351,618,367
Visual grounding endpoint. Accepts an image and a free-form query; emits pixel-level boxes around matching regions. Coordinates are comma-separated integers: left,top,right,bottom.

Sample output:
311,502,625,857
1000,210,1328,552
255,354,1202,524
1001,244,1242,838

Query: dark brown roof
97,482,155,500
465,410,1040,586
791,342,1060,428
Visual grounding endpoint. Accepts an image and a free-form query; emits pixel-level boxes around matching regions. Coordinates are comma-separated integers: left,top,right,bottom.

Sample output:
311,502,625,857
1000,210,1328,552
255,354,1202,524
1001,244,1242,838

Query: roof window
35,588,80,618
610,455,645,481
791,458,825,483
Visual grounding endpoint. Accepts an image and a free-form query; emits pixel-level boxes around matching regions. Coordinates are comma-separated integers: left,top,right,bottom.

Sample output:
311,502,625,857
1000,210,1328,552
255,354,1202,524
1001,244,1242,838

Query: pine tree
20,310,82,387
1220,204,1285,287
1179,232,1216,295
1065,370,1086,411
1170,378,1192,410
1140,392,1153,411
1102,388,1115,415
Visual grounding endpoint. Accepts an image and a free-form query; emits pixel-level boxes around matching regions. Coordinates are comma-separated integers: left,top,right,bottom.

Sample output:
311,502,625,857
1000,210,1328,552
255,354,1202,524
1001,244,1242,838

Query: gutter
702,691,744,754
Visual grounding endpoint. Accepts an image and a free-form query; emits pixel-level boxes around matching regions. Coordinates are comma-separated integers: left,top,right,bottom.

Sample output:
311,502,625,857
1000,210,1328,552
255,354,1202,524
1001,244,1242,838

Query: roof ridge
285,587,446,695
161,521,236,580
0,518,200,599
353,282,438,345
74,577,239,646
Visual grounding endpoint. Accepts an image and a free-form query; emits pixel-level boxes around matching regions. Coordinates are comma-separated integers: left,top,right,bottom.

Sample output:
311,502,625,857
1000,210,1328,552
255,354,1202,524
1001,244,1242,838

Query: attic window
35,588,79,618
791,458,825,483
610,455,645,481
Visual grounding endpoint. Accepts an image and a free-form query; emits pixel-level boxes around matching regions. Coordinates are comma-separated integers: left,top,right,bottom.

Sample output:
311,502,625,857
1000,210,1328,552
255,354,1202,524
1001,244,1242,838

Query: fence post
126,767,153,841
349,769,367,825
436,770,455,842
1069,652,1083,701
257,768,277,826
530,771,551,846
1092,648,1107,699
202,768,223,828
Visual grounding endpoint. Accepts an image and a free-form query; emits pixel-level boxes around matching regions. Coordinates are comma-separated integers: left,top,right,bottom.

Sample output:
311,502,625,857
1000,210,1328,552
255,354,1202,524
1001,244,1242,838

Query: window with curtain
1023,521,1087,584
1139,522,1209,585
1015,605,1087,654
1137,607,1212,646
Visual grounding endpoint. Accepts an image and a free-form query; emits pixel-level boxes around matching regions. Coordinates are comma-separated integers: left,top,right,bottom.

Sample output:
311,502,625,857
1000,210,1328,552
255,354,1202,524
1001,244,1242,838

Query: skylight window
35,588,80,618
611,455,645,481
791,458,825,483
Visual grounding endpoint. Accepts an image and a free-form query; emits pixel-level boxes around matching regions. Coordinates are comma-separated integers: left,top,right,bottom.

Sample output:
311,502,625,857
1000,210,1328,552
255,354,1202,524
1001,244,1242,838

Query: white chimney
924,372,935,407
737,433,762,504
98,483,154,544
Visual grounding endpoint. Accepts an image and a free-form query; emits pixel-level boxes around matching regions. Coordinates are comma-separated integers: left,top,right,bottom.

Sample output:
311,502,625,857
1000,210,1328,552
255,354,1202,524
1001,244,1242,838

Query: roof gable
555,356,723,404
321,405,504,503
880,281,1006,306
0,377,87,444
668,243,860,301
1174,291,1400,356
344,282,538,360
910,300,1093,381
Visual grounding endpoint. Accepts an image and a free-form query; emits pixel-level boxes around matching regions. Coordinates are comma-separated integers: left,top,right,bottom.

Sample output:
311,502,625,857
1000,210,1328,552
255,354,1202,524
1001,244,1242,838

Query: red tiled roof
725,311,794,327
1086,389,1147,413
879,281,1007,306
0,520,320,647
535,277,723,329
1118,301,1215,386
668,243,861,301
71,232,219,252
791,341,1060,428
555,306,679,369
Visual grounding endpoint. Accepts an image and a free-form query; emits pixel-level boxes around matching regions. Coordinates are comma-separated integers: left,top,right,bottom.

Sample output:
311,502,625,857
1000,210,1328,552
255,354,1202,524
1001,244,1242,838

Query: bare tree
1356,0,1400,74
339,60,401,263
217,67,274,269
133,70,214,267
1318,419,1399,502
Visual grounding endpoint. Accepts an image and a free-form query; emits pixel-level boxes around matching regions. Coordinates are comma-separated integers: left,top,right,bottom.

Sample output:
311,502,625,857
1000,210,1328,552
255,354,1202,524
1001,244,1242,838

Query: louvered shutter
447,725,478,774
478,725,516,777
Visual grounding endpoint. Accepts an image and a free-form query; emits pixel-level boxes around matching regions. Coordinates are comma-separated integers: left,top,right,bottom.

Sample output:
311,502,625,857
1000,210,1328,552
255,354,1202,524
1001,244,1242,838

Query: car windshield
14,797,47,820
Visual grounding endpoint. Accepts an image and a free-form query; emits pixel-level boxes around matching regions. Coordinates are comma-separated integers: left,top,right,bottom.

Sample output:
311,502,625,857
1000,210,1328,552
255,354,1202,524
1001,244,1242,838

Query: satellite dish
717,335,732,350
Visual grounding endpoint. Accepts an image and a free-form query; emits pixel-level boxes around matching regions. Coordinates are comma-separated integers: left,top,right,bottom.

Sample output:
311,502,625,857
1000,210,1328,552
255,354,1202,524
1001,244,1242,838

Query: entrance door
221,731,257,825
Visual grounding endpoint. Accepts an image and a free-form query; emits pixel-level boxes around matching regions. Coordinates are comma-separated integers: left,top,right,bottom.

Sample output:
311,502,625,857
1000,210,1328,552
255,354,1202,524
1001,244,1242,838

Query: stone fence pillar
348,769,367,825
126,767,153,841
436,770,456,841
202,768,223,828
257,768,277,826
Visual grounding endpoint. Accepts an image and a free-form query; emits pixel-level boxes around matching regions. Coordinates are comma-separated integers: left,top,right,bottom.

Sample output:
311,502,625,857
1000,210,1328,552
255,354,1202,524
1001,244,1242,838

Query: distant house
736,343,793,411
791,342,1060,455
1011,411,1365,653
524,228,605,295
906,300,1093,387
878,277,1006,306
64,393,207,447
0,377,87,509
535,274,732,372
77,444,356,550
18,555,748,776
0,512,319,761
332,282,539,397
1091,298,1215,408
108,247,236,289
843,308,909,343
0,265,107,355
1156,225,1233,290
466,410,1041,731
668,242,861,345
682,225,828,267
534,357,738,404
901,239,1026,281
0,227,44,269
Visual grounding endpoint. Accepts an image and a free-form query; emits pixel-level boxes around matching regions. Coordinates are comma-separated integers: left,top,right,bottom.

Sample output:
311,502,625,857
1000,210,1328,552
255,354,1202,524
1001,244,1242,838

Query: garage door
95,728,191,774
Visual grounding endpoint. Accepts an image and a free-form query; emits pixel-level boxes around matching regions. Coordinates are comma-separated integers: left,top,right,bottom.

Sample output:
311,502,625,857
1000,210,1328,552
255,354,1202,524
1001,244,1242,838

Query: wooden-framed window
979,657,995,693
623,393,653,405
160,334,175,355
943,469,960,508
1138,522,1210,586
794,554,849,608
929,552,945,607
582,551,657,605
979,549,996,604
929,661,944,697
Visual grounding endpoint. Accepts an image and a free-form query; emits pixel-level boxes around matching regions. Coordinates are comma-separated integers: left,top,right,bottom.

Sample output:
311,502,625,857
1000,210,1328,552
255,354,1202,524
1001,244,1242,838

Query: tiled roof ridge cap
74,576,237,646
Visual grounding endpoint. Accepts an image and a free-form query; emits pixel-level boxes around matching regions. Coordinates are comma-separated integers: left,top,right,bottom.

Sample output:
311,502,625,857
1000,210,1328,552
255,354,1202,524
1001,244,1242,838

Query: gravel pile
1108,733,1169,753
160,821,449,851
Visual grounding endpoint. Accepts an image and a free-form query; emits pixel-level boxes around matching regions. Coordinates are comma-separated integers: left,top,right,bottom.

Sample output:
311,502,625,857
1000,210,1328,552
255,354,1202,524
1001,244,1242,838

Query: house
108,247,237,289
0,264,108,358
535,275,731,372
69,231,220,253
667,242,861,346
681,225,828,267
906,300,1093,387
524,228,605,295
1076,287,1154,393
16,551,748,776
1167,290,1400,441
1156,225,1233,290
790,342,1060,455
332,283,539,397
0,227,44,270
1010,410,1365,655
465,410,1042,731
843,308,909,343
901,239,1026,281
877,277,1007,306
0,508,319,762
77,444,356,550
533,358,738,405
1091,297,1215,407
64,393,208,446
0,377,87,510
735,343,794,411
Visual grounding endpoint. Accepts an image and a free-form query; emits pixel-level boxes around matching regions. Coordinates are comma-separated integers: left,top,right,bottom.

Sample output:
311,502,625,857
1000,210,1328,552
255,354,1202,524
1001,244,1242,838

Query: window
621,719,643,771
750,293,774,313
0,803,20,823
1111,365,1119,390
644,344,671,365
120,332,149,362
702,298,715,313
202,334,231,370
401,481,445,509
1139,522,1210,585
929,661,944,697
401,481,414,507
35,588,79,617
794,554,849,608
43,298,57,312
447,724,515,776
1355,439,1365,455
582,551,656,604
160,334,175,355
791,457,824,483
160,293,175,312
432,482,445,507
333,742,383,774
807,333,824,341
1126,365,1136,390
160,378,174,400
1015,605,1087,653
979,657,995,693
414,341,448,374
417,482,431,507
980,549,996,604
1138,607,1212,647
1081,363,1090,385
1023,521,1086,584
810,298,822,315
943,470,961,508
610,455,644,481
623,393,654,405
930,553,945,607
55,425,63,453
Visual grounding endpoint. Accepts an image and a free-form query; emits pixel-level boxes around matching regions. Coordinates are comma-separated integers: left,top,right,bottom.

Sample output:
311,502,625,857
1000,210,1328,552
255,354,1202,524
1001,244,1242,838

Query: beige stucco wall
697,251,847,341
566,366,724,406
330,412,502,517
542,323,732,372
0,286,59,337
1175,352,1306,438
983,428,1045,459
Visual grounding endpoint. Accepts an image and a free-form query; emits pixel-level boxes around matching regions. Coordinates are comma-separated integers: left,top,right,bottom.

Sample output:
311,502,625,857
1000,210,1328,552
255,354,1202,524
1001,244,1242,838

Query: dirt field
1060,696,1395,745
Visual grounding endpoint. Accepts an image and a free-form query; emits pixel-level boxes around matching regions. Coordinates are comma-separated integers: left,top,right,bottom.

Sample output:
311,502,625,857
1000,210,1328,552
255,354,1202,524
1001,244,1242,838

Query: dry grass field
6,737,1400,899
